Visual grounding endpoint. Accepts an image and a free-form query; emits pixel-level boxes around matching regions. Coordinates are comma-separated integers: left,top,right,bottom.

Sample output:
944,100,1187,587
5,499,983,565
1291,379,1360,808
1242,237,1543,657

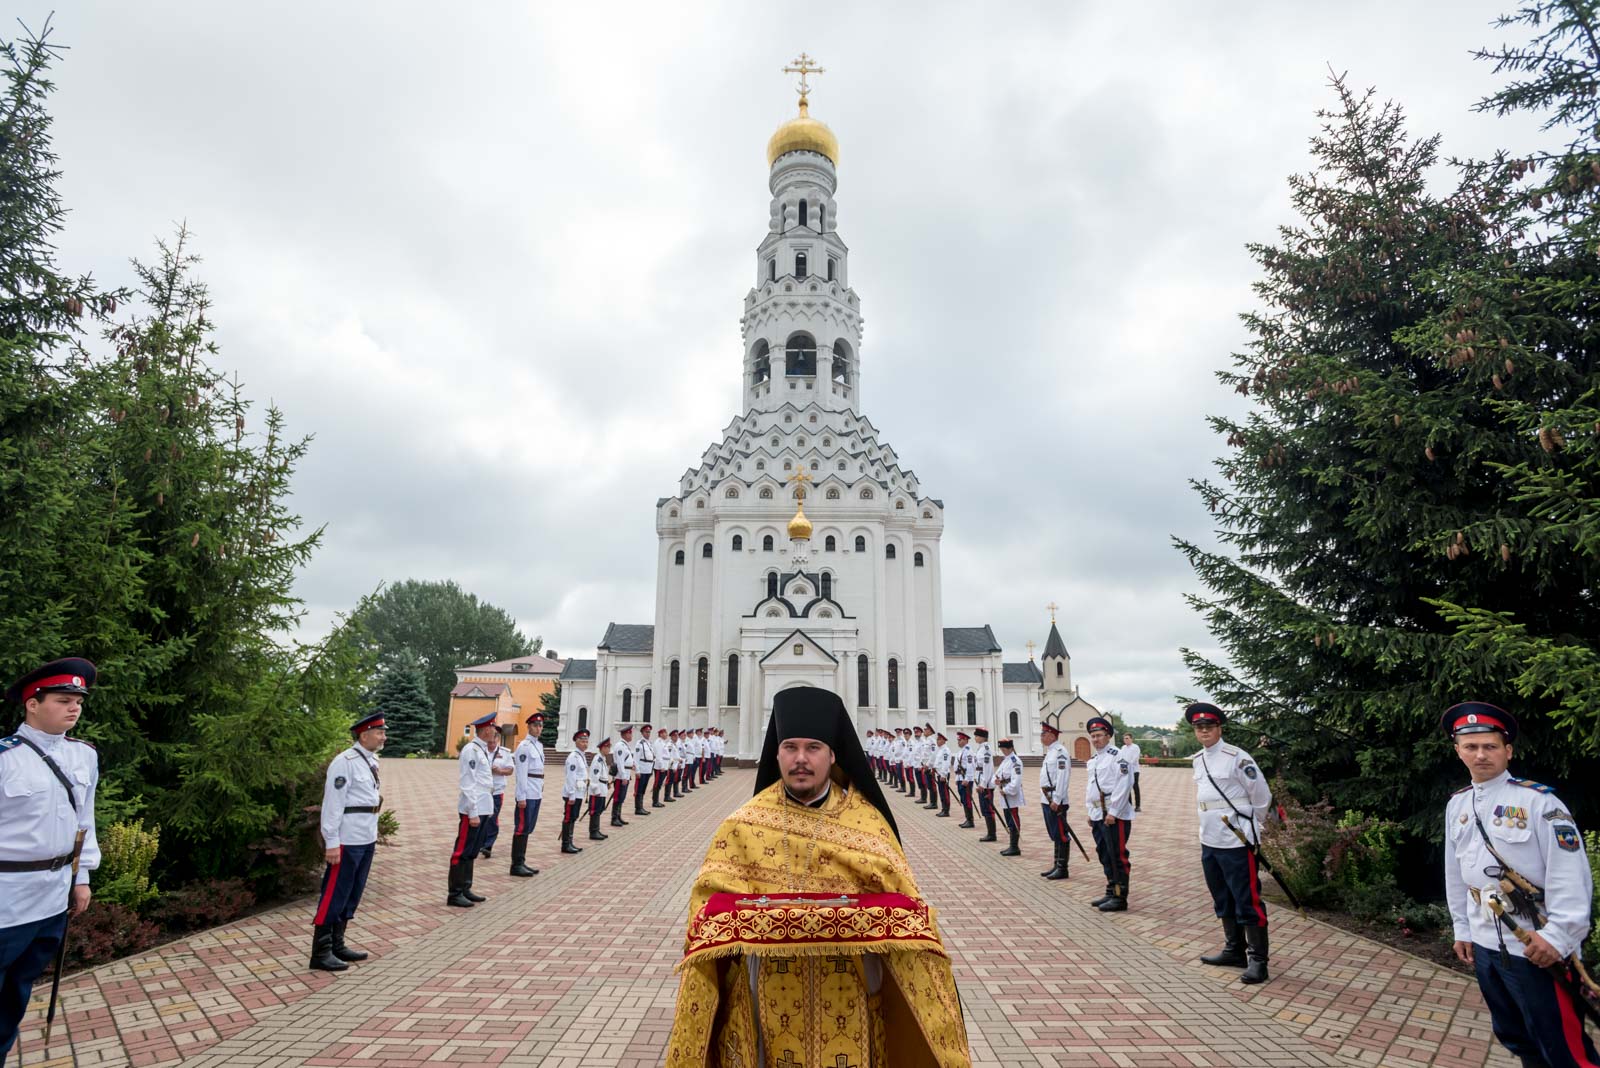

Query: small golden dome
788,501,814,541
767,101,839,167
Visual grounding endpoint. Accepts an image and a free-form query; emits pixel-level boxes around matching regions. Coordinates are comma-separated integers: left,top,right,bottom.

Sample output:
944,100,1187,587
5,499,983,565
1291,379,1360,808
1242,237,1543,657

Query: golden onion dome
767,100,839,167
787,500,814,541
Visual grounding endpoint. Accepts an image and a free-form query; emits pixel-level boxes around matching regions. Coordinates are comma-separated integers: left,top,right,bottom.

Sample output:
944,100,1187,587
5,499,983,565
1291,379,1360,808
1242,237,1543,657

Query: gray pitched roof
1003,661,1043,685
943,626,1001,656
599,623,654,653
559,659,596,681
1042,622,1070,661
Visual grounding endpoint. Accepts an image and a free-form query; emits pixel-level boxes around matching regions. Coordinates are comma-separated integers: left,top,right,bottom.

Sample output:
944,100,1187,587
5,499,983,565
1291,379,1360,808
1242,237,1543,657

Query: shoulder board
67,737,95,749
1510,778,1555,794
1106,745,1119,756
1189,750,1204,761
1452,784,1473,796
0,735,20,753
1220,744,1240,756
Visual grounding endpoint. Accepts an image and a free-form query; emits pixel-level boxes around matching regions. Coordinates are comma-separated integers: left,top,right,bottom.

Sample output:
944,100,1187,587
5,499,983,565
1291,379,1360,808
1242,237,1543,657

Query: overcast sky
39,2,1549,726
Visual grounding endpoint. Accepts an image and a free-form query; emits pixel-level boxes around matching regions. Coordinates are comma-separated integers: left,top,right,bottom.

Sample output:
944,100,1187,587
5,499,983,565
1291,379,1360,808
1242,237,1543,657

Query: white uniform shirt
1085,743,1134,821
635,735,656,774
993,752,1025,808
0,723,100,928
319,743,381,850
1192,741,1272,847
457,737,494,816
562,749,589,801
615,736,636,782
1039,740,1072,806
888,738,902,765
958,743,975,783
654,736,671,771
935,743,954,779
1121,742,1143,770
513,735,545,801
974,742,996,788
489,742,513,796
589,750,613,796
1445,770,1592,959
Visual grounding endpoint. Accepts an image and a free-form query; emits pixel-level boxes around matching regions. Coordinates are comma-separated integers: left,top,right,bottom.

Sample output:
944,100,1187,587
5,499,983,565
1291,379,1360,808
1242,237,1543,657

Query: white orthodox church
559,65,1103,761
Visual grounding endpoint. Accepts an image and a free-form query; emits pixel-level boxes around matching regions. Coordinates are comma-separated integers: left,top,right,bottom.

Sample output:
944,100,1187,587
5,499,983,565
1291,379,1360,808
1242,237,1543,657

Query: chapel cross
1026,640,1036,661
783,53,825,106
1046,601,1059,623
787,467,813,501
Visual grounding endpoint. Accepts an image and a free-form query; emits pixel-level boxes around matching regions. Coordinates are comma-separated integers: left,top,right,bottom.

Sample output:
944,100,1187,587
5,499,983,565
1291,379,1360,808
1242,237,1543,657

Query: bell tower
742,54,863,416
1041,605,1073,697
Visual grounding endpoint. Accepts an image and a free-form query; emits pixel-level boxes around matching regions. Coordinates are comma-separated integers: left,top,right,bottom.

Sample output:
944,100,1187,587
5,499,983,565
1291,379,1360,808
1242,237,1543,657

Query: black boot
1041,842,1064,878
1089,882,1115,908
447,866,475,907
1240,925,1269,984
510,833,538,876
1098,881,1128,912
560,817,582,854
611,798,627,827
939,791,951,817
957,803,974,829
635,789,648,816
999,823,1020,857
589,806,608,840
1046,843,1070,880
458,853,486,902
331,920,368,962
652,778,663,807
1200,918,1247,967
310,925,349,971
979,812,997,843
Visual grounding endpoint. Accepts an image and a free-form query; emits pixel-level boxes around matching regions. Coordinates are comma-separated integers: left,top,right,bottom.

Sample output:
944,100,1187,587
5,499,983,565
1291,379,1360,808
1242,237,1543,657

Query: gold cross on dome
1046,601,1059,623
787,467,813,500
1026,640,1036,661
783,52,825,106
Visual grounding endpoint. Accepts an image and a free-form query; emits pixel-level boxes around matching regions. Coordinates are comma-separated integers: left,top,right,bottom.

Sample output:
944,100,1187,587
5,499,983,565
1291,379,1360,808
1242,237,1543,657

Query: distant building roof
450,681,509,699
1042,622,1070,661
599,623,655,653
458,653,567,675
944,626,1001,656
1003,661,1043,685
559,659,597,681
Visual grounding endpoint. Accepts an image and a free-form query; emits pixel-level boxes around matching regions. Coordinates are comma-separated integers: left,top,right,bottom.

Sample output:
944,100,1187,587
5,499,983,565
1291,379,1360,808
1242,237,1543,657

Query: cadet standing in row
933,730,954,817
481,728,513,859
955,730,976,827
994,738,1025,856
1085,715,1135,912
311,710,385,970
447,711,497,907
1187,703,1273,983
559,730,590,854
0,659,100,1066
588,737,613,840
1038,714,1072,881
973,728,998,842
611,725,635,827
634,723,656,816
509,710,544,877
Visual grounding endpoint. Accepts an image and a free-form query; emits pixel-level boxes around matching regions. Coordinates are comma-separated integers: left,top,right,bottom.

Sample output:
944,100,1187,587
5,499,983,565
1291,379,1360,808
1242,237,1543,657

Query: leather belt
0,851,76,872
529,774,545,778
345,805,381,814
1198,800,1241,812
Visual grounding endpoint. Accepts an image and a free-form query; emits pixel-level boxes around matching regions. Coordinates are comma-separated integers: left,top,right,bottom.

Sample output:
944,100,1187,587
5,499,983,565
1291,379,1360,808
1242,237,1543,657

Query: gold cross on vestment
783,53,825,105
787,467,813,500
775,1051,803,1068
1046,601,1059,623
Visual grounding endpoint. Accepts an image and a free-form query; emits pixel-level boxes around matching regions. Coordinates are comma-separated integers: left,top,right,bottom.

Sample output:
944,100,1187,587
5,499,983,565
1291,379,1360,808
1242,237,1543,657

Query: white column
678,529,697,731
740,650,758,759
931,544,946,735
900,533,916,722
872,530,888,728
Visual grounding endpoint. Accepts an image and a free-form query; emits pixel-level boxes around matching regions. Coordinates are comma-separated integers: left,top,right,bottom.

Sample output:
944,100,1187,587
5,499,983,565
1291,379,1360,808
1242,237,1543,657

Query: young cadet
0,659,100,1066
1085,715,1135,912
933,730,955,817
1443,702,1597,1068
922,723,941,810
663,730,680,801
633,723,656,816
312,711,385,971
1038,714,1073,881
509,711,545,877
994,738,1025,856
481,729,513,859
973,728,998,842
448,711,497,908
954,730,976,827
559,730,590,854
588,737,614,840
1188,703,1274,983
611,724,635,827
651,727,670,807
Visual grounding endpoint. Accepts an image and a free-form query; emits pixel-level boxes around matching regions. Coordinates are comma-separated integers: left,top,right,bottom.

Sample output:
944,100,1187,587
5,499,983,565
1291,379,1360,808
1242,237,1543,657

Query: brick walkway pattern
15,761,1517,1067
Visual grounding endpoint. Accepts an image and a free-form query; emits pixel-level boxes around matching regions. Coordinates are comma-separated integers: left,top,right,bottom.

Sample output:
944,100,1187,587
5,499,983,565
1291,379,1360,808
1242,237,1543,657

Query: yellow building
445,654,566,755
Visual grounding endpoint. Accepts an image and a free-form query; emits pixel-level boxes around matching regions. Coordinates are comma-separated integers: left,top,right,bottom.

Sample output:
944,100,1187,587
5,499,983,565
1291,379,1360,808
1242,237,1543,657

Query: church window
621,689,632,722
674,550,685,565
757,461,766,471
771,436,779,446
763,535,774,551
669,662,680,708
1009,710,1020,734
767,259,776,282
725,487,738,498
784,461,792,470
727,654,739,706
945,691,955,724
767,608,782,617
797,436,805,446
888,659,900,709
819,609,832,618
895,500,906,510
822,436,830,445
785,332,817,376
818,204,827,231
966,693,977,722
820,573,832,599
914,551,925,567
785,414,793,423
827,258,836,282
1056,661,1063,677
732,535,743,551
918,663,929,710
885,544,896,560
811,461,819,470
795,252,808,279
643,689,652,722
578,707,588,731
857,654,869,707
923,510,932,518
860,488,874,500
702,543,713,559
798,199,808,227
827,488,841,500
760,487,773,500
825,535,836,551
854,535,866,552
837,461,846,471
696,657,708,707
669,508,678,518
696,499,705,509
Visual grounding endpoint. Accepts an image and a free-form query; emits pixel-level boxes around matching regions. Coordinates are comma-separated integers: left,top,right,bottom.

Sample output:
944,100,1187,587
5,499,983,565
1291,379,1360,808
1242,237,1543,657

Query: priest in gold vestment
665,687,971,1067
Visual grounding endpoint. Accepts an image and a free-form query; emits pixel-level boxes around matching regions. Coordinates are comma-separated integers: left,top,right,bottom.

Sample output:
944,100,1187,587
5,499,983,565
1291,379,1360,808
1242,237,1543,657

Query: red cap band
1190,713,1220,725
20,675,83,704
1456,713,1506,734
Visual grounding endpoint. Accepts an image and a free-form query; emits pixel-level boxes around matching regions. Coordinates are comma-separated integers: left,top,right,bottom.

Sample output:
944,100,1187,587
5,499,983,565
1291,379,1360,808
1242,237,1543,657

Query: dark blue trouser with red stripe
0,909,67,1064
313,842,375,926
482,792,505,854
448,814,489,896
1475,943,1600,1068
1201,844,1266,927
1090,818,1131,894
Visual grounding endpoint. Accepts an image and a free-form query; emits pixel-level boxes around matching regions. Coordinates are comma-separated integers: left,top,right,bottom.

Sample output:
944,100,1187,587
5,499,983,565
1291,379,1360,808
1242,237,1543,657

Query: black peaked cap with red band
351,712,386,735
1184,702,1227,727
6,658,96,706
1441,702,1518,743
1085,716,1113,734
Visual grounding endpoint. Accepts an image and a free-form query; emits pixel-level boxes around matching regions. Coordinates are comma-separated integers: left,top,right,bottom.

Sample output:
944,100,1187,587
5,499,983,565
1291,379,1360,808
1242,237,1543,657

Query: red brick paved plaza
16,762,1515,1067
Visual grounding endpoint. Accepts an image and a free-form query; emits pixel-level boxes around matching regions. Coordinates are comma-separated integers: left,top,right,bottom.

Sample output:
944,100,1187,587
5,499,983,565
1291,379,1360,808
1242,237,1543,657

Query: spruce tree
369,656,434,755
539,684,560,746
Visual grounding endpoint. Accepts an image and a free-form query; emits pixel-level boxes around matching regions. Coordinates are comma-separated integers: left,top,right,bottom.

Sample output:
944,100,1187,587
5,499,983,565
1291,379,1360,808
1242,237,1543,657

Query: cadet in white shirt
449,711,498,907
1187,703,1275,983
1121,733,1144,812
588,737,614,840
651,727,671,807
993,738,1025,856
953,730,976,826
311,710,385,971
481,732,514,859
611,724,636,827
972,728,998,841
1442,702,1598,1068
933,731,955,817
509,711,545,877
1084,715,1135,912
1038,715,1073,881
633,723,656,816
0,658,100,1066
559,730,591,854
908,726,925,804
920,722,940,810
662,730,680,802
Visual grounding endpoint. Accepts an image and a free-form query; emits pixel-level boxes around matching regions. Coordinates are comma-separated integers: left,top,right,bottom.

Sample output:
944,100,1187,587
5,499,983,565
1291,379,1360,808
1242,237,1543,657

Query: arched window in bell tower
785,333,817,377
818,204,826,231
795,252,808,279
797,199,808,227
752,340,771,385
857,654,869,707
767,573,779,599
832,340,852,384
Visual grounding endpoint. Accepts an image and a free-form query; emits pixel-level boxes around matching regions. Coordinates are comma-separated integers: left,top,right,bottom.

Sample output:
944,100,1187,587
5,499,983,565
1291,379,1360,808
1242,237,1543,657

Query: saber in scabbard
1487,893,1600,1027
1221,816,1302,911
42,827,87,1044
1060,811,1091,861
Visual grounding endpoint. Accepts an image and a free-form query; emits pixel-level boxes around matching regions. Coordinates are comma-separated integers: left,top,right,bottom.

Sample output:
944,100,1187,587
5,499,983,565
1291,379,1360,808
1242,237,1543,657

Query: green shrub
1586,831,1600,962
377,809,399,845
95,820,160,910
